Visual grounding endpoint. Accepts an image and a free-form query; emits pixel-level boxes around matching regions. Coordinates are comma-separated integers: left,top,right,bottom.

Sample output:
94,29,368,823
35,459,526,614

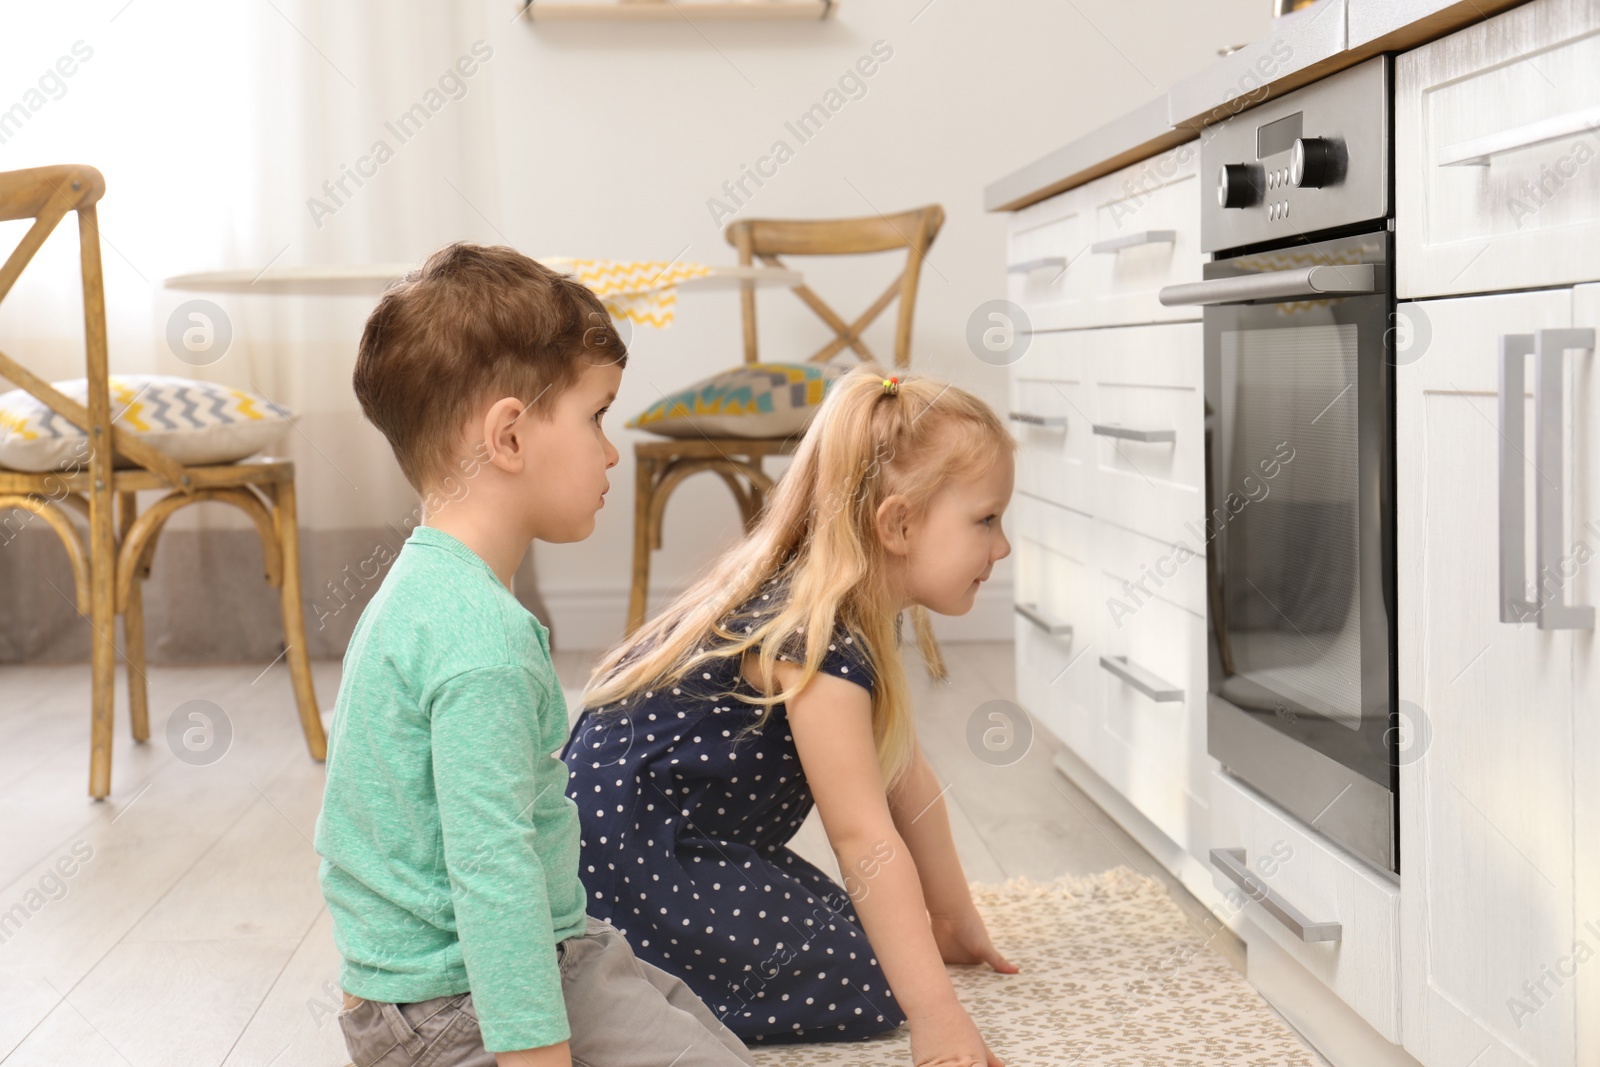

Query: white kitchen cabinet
1572,282,1600,1064
1080,146,1203,328
1009,330,1094,513
1087,322,1206,550
1006,191,1094,330
1006,143,1204,331
1094,515,1206,620
1209,769,1402,1043
1008,318,1210,865
1397,287,1589,1067
1093,560,1209,860
1396,0,1600,298
1006,140,1210,881
1012,494,1100,764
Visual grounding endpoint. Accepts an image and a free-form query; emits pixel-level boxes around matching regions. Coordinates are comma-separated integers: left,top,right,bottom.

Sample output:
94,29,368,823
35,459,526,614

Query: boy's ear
481,396,529,473
875,494,913,558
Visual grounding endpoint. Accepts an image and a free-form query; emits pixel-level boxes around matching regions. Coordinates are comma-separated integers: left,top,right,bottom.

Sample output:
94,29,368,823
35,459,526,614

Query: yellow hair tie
881,376,900,396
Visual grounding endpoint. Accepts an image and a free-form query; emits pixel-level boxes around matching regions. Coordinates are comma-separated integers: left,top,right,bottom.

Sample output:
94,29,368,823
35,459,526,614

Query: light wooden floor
0,641,1243,1066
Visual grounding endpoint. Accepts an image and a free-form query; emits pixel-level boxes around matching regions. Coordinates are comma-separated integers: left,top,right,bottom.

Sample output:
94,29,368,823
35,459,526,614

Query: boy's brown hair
353,242,628,492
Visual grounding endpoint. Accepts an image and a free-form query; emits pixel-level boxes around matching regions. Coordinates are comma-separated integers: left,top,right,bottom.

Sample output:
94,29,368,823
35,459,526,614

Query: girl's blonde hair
579,362,1017,789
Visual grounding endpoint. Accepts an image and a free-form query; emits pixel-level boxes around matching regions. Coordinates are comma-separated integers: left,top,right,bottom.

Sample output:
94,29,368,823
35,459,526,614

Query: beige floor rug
748,867,1319,1067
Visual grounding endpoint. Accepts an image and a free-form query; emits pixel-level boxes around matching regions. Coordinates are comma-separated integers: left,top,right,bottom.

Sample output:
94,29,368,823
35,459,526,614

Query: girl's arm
886,741,973,918
782,664,1003,1067
887,743,1017,973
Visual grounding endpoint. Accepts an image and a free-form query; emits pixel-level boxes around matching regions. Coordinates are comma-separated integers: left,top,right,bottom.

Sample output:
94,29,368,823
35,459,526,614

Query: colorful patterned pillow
626,361,850,439
0,374,296,472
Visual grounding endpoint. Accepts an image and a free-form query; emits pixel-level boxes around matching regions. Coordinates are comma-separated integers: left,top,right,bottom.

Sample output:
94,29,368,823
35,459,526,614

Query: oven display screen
1256,111,1304,160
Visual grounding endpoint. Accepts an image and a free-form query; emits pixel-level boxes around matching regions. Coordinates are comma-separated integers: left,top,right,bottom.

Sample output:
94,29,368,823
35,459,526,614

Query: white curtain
0,0,541,663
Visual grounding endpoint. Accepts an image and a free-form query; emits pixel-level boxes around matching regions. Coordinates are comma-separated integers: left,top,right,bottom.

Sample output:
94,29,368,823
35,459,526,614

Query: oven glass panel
1218,322,1362,730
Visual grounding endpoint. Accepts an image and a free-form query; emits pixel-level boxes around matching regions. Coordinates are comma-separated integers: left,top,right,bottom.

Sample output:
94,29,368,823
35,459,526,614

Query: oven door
1168,229,1398,872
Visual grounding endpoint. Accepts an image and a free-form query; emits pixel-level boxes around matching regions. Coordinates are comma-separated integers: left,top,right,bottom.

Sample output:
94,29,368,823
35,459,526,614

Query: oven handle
1157,264,1376,307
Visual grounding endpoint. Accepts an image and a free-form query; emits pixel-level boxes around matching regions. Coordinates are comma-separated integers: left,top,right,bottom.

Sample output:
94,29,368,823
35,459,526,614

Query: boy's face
900,449,1014,615
522,357,624,544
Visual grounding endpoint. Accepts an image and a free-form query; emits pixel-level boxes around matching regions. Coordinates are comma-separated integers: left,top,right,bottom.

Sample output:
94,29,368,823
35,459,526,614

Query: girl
561,364,1019,1066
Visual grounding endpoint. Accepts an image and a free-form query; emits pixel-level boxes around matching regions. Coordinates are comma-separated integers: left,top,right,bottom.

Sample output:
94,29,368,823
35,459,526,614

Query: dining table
161,259,804,649
163,262,801,299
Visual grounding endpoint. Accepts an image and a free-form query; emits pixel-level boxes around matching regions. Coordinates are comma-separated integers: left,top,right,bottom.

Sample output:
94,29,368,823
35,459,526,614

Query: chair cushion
626,361,849,439
0,374,296,472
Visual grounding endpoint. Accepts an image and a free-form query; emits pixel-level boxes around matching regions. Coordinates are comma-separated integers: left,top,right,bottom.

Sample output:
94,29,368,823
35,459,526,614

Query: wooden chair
626,204,945,635
0,164,326,799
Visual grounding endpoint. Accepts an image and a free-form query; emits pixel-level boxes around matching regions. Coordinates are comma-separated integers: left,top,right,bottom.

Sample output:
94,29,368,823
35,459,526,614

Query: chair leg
743,455,766,533
270,478,327,760
627,455,657,637
88,489,118,799
118,491,149,743
121,577,151,742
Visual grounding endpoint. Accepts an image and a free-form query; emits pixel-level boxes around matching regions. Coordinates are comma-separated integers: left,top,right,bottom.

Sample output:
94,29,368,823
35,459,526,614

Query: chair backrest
0,164,188,490
723,204,945,370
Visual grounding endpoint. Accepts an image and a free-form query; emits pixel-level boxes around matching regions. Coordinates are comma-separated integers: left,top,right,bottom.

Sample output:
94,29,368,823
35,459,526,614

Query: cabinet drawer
1209,769,1401,1042
1012,497,1098,760
1086,322,1205,547
1093,573,1208,855
1006,144,1203,330
1081,145,1204,328
1095,515,1205,620
1006,188,1095,331
1397,0,1600,297
1010,331,1094,512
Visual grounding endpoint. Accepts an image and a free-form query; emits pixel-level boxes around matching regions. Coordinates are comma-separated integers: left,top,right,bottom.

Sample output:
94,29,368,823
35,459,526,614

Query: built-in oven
1159,55,1399,874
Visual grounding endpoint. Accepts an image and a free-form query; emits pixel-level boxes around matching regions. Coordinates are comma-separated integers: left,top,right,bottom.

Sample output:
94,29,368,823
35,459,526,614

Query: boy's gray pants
337,914,756,1066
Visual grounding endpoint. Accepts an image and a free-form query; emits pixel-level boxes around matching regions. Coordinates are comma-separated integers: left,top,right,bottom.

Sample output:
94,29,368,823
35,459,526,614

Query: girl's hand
930,907,1019,974
908,1003,1004,1067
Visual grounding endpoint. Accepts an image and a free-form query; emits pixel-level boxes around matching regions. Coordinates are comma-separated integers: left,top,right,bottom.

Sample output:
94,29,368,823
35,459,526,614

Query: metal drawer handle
1438,104,1600,168
1090,229,1176,255
1210,848,1342,943
1498,333,1538,624
1015,602,1072,637
1158,264,1375,307
1098,654,1183,702
1532,328,1596,630
1007,256,1068,275
1092,423,1175,443
1009,410,1067,428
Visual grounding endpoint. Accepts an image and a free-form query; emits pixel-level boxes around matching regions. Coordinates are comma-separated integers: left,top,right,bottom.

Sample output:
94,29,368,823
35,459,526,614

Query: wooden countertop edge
984,126,1199,214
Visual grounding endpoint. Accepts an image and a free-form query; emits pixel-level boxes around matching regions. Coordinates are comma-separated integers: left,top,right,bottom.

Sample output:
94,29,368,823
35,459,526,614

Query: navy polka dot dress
560,582,905,1044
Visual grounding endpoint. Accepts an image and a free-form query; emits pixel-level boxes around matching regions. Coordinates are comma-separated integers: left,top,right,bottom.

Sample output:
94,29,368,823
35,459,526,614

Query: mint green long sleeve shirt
313,525,586,1053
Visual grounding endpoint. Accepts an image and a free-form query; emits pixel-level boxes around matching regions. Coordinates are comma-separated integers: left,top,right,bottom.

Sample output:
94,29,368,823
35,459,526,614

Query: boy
313,243,757,1067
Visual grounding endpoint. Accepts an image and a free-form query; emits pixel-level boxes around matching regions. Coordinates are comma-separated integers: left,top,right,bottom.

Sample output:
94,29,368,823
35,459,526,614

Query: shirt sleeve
776,620,876,695
429,664,570,1053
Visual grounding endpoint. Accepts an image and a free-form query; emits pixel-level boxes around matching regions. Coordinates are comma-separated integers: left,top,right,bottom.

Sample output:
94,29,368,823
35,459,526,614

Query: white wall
486,0,1272,649
0,0,1274,659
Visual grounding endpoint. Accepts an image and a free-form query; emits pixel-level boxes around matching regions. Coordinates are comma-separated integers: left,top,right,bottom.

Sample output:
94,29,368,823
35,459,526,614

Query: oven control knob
1217,163,1259,209
1291,137,1336,188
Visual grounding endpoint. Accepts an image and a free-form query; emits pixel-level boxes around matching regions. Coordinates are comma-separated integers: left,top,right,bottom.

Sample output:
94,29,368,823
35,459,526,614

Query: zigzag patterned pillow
626,361,849,439
0,374,296,472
